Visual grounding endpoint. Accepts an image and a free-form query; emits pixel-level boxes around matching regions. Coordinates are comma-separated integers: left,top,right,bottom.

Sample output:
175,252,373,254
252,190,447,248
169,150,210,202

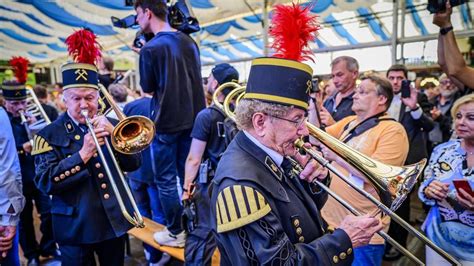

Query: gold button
104,193,110,199
339,252,347,260
54,177,60,182
95,163,101,168
65,171,71,176
60,174,66,179
74,135,81,140
296,228,302,235
71,168,76,174
101,183,107,189
93,153,98,158
19,150,24,154
293,219,300,227
75,166,81,171
67,155,72,158
347,248,352,255
333,255,339,263
98,173,104,179
298,236,305,243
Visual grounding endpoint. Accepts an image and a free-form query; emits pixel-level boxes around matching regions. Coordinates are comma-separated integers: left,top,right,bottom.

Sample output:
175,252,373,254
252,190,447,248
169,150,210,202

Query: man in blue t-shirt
182,63,239,265
134,0,206,247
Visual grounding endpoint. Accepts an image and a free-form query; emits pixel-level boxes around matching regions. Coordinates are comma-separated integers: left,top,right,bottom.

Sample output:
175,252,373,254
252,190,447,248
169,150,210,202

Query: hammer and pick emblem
75,69,88,81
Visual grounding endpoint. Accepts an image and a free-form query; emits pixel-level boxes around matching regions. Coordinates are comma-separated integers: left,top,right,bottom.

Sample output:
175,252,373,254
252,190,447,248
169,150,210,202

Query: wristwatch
440,26,453,35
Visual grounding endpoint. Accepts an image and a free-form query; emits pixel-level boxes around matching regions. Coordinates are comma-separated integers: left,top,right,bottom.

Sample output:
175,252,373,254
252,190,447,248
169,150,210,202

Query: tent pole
391,0,399,64
262,0,269,56
400,0,406,64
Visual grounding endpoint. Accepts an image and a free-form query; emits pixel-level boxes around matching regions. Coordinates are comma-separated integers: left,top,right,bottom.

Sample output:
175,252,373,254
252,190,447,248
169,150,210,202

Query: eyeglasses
267,114,307,128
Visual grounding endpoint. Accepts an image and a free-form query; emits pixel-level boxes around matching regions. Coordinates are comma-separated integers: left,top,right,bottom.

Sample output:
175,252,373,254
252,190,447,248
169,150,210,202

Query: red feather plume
269,3,320,62
65,29,101,64
9,56,30,84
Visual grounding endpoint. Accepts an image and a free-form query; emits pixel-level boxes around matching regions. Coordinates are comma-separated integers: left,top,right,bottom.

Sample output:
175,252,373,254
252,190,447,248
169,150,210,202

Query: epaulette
31,135,53,155
216,185,271,233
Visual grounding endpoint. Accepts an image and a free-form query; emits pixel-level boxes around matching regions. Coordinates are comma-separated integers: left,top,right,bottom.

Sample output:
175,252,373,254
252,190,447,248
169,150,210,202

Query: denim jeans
151,129,192,234
1,232,19,266
129,179,166,263
352,244,385,266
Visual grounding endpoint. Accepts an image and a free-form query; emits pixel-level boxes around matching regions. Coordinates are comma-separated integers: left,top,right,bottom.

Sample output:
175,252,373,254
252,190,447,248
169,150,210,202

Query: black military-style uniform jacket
210,132,354,265
32,112,141,245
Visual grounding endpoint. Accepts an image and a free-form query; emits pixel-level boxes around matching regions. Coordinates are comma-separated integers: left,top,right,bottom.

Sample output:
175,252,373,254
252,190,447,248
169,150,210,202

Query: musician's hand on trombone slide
79,122,110,163
338,214,383,248
293,143,328,183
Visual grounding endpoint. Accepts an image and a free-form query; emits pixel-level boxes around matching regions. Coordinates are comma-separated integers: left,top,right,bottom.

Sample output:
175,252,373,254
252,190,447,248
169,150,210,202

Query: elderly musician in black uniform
210,4,383,265
32,29,140,266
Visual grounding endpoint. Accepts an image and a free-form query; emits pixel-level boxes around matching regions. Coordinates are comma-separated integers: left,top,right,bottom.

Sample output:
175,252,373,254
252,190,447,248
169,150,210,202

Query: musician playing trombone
210,5,383,265
33,29,141,266
2,58,59,265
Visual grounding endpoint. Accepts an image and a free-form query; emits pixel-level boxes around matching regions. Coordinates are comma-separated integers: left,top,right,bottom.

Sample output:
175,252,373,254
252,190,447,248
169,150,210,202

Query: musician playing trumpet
2,57,59,265
33,29,141,266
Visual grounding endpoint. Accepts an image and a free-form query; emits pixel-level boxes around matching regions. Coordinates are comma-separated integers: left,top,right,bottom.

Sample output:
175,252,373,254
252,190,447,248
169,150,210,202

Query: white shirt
243,130,284,167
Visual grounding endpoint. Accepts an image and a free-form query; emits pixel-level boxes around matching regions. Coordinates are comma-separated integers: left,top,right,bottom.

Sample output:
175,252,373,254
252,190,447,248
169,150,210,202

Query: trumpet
222,90,460,265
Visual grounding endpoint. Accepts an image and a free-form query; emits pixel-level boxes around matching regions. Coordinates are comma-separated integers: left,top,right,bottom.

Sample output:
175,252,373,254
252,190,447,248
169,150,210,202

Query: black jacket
210,132,353,265
33,112,141,244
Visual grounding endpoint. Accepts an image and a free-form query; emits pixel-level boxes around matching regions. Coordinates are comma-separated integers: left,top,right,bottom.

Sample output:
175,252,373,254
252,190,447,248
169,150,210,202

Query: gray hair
235,99,293,130
331,56,359,72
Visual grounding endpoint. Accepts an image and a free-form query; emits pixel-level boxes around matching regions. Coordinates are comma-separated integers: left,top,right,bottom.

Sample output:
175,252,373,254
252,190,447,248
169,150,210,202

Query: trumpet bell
112,115,156,154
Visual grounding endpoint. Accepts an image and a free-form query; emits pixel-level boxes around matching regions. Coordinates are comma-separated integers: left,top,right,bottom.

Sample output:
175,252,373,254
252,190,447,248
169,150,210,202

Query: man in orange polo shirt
314,74,409,266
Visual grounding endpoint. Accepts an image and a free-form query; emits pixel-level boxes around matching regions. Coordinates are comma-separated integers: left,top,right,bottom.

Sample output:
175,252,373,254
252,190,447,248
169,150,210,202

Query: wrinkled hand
338,215,382,248
401,85,418,110
456,189,474,211
430,107,441,120
425,180,449,201
91,115,114,135
79,127,109,163
293,144,328,182
433,2,452,28
319,106,336,127
320,145,338,162
0,226,16,257
22,141,32,154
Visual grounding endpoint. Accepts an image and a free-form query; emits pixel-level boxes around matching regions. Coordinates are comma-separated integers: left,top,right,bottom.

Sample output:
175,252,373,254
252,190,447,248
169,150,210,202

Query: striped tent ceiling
0,0,472,65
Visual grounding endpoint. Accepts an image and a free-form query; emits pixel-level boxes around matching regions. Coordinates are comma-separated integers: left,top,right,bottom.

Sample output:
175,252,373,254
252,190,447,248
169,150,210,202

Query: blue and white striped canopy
0,0,472,66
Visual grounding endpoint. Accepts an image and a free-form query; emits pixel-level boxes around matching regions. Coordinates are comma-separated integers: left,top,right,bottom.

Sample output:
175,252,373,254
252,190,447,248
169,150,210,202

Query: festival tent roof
0,0,472,71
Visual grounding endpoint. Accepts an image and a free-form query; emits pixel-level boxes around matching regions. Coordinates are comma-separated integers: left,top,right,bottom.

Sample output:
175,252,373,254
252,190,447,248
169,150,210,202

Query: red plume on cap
9,56,30,84
65,29,101,65
269,3,319,62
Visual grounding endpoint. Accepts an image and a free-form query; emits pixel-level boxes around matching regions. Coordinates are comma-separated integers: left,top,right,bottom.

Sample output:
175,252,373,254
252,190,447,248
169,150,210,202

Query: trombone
21,87,51,147
80,85,155,228
222,90,460,265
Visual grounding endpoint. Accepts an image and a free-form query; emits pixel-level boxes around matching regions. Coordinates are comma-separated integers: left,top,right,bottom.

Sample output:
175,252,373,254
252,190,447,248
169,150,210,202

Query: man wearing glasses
210,58,383,265
316,74,409,265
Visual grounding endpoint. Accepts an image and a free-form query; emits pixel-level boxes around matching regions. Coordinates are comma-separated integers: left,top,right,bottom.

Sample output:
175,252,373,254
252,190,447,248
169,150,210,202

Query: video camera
427,0,468,13
111,0,200,48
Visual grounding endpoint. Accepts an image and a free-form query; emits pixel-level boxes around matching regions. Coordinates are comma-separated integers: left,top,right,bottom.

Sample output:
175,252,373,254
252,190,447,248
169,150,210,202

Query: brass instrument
212,82,244,112
20,87,51,146
78,85,155,228
222,90,460,265
98,84,155,154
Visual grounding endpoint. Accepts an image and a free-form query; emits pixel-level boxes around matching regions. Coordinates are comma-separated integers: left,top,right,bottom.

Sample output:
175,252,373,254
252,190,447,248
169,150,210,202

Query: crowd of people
0,0,473,266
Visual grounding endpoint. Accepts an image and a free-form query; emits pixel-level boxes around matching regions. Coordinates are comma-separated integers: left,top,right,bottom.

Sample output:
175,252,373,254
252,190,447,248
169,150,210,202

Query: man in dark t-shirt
134,0,205,247
182,63,239,265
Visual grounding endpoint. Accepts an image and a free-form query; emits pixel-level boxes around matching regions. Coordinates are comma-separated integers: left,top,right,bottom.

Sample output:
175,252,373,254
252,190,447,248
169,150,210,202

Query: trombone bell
112,116,155,154
301,123,427,211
